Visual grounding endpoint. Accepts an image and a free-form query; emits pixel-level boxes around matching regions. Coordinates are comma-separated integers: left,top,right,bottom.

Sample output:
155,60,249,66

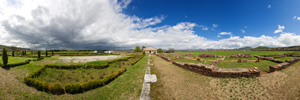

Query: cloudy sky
0,0,300,50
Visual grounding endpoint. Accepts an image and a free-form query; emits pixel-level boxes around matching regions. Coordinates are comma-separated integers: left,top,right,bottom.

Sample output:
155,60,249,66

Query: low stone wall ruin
255,55,300,73
198,54,216,58
156,54,260,78
230,54,252,58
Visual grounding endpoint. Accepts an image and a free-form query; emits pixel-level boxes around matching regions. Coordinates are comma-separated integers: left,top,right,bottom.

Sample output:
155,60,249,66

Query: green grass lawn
175,51,299,60
217,60,278,71
274,57,300,61
2,55,148,99
0,56,33,64
173,59,213,65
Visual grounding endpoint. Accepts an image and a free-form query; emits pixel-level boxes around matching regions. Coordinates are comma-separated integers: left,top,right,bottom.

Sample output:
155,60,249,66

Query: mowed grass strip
217,60,278,71
274,57,300,61
0,56,33,64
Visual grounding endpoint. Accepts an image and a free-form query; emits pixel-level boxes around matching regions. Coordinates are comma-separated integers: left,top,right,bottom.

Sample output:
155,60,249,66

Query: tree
38,51,41,58
157,48,164,53
133,46,141,52
46,50,48,57
12,51,15,57
143,51,145,55
52,50,54,56
2,48,8,68
166,48,175,53
142,46,146,51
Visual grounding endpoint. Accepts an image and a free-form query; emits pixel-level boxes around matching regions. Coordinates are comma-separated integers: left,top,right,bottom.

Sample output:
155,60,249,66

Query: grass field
0,56,34,64
217,60,278,71
274,57,300,61
173,59,213,65
176,51,298,60
0,55,148,99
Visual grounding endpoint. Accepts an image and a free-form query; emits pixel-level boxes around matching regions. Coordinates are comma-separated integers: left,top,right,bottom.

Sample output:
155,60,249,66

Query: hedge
23,55,136,94
1,59,33,68
65,67,127,94
24,66,127,94
131,55,144,65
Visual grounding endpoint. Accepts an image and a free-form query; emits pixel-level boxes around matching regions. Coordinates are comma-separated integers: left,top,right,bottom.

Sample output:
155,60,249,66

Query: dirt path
151,55,300,100
150,55,215,100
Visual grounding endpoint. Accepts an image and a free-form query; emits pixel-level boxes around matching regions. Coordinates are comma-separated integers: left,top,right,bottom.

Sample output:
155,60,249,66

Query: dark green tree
143,51,145,55
12,51,15,57
52,50,54,56
157,48,164,53
38,51,41,58
46,50,48,57
2,48,8,68
142,46,146,51
133,46,141,52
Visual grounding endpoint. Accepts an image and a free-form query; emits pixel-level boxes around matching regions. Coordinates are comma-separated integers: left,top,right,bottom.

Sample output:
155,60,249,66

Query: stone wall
198,54,216,58
230,54,252,58
269,58,300,72
156,54,260,78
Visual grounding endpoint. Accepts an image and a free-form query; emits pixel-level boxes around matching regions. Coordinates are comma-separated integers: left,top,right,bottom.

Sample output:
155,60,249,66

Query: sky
0,0,300,50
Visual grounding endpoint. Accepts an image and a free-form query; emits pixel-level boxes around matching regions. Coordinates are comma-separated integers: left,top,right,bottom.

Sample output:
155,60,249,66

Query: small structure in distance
143,47,157,54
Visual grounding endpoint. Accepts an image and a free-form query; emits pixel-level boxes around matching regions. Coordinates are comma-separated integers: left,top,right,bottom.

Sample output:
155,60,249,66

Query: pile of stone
182,54,193,57
230,54,252,58
284,53,300,57
198,54,216,58
237,59,247,63
172,53,180,57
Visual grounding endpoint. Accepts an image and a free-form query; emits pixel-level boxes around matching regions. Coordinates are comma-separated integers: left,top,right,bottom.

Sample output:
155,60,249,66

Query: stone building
143,47,157,54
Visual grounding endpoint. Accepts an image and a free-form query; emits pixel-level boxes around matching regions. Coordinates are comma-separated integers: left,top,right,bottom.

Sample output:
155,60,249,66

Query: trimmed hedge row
131,55,144,65
0,58,40,68
24,65,65,94
65,67,127,94
24,66,127,94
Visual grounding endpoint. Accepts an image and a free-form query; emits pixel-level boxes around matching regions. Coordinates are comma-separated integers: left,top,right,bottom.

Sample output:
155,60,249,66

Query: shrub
12,51,15,57
46,50,48,57
38,51,41,58
64,67,127,94
2,48,8,68
48,83,64,94
131,55,144,65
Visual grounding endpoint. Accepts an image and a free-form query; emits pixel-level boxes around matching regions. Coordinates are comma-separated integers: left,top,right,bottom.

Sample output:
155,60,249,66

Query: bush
38,51,41,58
46,50,48,57
48,83,64,94
2,48,8,68
5,59,31,68
64,67,127,94
131,55,144,65
12,51,15,57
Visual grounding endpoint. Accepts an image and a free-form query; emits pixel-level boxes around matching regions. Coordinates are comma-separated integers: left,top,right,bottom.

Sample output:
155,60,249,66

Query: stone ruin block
237,59,247,63
198,54,216,58
230,54,252,58
182,54,193,57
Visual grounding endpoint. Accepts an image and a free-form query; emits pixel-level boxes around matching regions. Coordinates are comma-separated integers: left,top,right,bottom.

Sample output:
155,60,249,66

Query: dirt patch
151,55,214,100
58,55,123,63
152,55,300,99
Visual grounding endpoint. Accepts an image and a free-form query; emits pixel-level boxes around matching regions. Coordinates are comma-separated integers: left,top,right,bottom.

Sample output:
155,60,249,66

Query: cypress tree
38,51,41,58
12,51,15,57
2,48,8,68
52,51,54,56
46,50,48,57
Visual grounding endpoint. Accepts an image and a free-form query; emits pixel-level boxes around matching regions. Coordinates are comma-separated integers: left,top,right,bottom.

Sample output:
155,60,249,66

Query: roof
143,47,157,50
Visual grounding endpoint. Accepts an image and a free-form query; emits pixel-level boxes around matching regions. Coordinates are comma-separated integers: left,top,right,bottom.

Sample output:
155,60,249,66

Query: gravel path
58,55,123,63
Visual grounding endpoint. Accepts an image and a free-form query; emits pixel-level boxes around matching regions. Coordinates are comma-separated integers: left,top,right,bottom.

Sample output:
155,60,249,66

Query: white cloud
212,24,218,28
244,26,248,28
0,0,299,50
294,16,300,21
240,29,245,33
219,32,232,36
202,27,208,30
274,25,285,34
268,4,271,8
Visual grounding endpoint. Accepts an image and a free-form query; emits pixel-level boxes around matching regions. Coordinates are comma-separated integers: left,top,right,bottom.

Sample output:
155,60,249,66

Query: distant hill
251,46,300,51
0,44,29,51
235,46,252,50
